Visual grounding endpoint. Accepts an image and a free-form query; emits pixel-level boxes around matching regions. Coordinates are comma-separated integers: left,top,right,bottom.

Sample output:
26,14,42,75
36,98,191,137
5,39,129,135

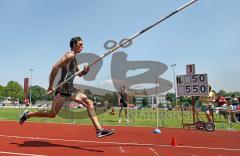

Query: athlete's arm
126,93,129,103
118,93,121,107
48,52,74,92
76,65,90,77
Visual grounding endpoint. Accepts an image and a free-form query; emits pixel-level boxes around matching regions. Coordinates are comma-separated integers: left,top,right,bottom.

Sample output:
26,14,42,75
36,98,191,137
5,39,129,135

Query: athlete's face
122,86,126,92
74,41,84,53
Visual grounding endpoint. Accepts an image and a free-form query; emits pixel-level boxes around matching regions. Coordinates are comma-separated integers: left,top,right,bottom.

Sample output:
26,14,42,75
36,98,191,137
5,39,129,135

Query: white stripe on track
0,134,240,152
119,146,125,153
0,151,47,156
149,147,159,156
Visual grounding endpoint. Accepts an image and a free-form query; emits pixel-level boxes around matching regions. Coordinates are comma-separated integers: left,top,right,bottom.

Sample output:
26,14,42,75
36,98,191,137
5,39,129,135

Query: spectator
220,98,239,123
199,85,216,122
215,94,227,107
231,94,239,106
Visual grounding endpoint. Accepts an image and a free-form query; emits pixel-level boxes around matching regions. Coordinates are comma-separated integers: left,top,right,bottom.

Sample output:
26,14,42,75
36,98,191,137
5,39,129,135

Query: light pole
29,68,34,105
170,64,177,106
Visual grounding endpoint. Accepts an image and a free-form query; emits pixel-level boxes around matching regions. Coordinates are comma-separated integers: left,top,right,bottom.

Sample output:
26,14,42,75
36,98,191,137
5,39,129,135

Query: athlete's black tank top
57,56,78,94
120,91,127,102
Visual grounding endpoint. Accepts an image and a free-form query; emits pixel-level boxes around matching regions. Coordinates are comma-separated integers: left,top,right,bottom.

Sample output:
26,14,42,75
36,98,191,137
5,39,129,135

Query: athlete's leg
71,93,102,131
28,93,65,118
124,108,129,123
19,93,65,124
205,110,213,122
118,106,123,123
72,92,115,138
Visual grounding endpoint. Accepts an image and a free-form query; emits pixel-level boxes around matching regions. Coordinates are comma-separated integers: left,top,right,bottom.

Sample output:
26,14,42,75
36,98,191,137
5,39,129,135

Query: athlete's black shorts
55,90,72,97
120,99,128,108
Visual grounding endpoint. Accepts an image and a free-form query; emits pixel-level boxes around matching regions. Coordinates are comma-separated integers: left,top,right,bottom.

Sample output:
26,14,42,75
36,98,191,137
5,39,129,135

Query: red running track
0,120,239,156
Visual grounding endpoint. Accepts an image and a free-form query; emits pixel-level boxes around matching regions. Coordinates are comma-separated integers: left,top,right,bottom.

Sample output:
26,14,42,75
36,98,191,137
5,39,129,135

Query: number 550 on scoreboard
176,74,208,96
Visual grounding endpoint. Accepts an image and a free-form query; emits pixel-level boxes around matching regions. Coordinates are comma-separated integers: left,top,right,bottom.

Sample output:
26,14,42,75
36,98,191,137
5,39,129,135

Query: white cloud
102,79,113,86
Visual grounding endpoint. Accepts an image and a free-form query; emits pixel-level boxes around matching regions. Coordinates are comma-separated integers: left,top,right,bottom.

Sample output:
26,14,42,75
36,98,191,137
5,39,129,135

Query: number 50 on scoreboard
176,74,208,96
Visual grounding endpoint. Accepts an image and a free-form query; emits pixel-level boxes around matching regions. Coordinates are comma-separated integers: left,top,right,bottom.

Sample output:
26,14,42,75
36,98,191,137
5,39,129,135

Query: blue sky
0,0,240,93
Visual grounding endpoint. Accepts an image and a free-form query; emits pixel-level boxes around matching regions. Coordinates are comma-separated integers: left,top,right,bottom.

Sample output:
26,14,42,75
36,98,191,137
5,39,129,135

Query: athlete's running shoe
97,128,115,138
19,110,29,125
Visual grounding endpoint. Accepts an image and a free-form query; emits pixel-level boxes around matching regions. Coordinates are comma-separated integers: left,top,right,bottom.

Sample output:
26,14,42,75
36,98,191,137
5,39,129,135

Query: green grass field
0,107,239,131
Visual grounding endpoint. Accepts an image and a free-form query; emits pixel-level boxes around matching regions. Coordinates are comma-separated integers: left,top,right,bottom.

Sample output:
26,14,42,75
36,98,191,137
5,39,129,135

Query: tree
5,81,23,102
103,93,112,103
165,92,175,103
178,96,191,105
111,91,118,106
0,85,3,92
102,91,118,106
218,90,227,96
30,85,47,104
84,89,92,97
45,94,54,101
132,96,136,105
0,85,4,101
142,97,149,107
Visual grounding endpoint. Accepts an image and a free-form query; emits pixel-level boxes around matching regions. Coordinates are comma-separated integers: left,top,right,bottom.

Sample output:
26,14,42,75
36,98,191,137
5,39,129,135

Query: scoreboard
176,74,208,96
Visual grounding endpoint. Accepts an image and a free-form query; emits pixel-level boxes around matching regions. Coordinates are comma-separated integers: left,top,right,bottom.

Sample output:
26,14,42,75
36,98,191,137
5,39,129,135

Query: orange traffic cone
171,136,178,146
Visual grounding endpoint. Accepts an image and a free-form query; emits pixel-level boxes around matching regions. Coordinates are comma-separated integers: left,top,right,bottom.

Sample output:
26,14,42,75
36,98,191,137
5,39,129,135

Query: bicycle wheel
204,122,215,132
195,121,205,129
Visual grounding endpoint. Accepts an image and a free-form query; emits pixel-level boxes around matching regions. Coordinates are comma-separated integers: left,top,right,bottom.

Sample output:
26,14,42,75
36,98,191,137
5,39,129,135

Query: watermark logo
56,38,172,119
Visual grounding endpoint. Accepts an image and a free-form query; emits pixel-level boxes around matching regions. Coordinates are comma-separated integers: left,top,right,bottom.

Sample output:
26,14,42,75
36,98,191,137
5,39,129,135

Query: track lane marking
119,146,125,153
0,151,47,156
0,134,240,152
149,147,159,156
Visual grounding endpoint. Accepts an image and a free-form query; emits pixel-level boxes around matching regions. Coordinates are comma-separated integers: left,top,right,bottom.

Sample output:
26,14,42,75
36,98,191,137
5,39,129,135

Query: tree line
0,81,53,104
0,81,119,105
1,81,239,106
0,81,149,106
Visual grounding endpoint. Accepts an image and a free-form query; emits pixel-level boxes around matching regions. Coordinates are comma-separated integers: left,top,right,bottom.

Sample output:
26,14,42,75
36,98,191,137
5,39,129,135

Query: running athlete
19,36,115,138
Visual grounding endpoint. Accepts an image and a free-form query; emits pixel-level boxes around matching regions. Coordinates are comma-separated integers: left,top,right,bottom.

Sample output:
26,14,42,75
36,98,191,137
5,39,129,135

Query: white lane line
0,134,154,146
149,147,159,156
119,146,125,153
177,145,240,151
0,151,47,156
0,134,240,152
